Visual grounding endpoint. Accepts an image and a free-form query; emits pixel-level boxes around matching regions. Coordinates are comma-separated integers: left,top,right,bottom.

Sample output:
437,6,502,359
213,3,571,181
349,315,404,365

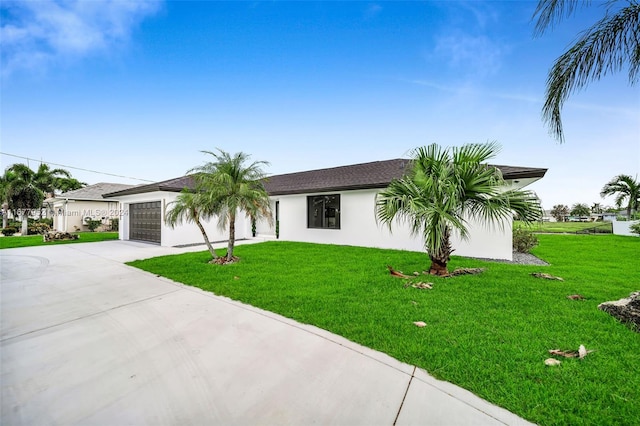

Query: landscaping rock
43,231,79,242
598,291,640,331
531,272,564,281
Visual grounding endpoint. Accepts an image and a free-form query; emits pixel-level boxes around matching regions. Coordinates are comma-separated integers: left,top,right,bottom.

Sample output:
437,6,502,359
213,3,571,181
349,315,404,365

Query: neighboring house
542,210,556,222
103,159,547,260
46,183,135,232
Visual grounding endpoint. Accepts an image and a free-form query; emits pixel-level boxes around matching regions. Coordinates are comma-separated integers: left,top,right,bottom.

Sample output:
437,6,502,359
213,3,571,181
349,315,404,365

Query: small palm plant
165,190,221,261
376,142,541,276
190,149,272,263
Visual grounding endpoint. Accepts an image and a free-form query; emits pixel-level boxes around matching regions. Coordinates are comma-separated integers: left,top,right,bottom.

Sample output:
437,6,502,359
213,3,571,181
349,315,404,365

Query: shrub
630,222,640,236
39,218,53,227
85,219,102,232
2,227,17,236
27,219,53,235
513,227,539,253
110,218,119,231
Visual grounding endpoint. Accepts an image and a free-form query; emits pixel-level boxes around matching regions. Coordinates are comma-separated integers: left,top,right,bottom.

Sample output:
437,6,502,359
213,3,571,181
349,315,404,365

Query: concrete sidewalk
1,240,535,425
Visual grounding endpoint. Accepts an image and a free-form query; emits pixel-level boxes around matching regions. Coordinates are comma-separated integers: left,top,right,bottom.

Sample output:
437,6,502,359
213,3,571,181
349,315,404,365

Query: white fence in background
612,220,640,237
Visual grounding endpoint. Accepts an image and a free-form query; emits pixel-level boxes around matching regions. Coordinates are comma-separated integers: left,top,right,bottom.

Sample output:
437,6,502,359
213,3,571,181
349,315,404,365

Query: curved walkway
1,240,534,425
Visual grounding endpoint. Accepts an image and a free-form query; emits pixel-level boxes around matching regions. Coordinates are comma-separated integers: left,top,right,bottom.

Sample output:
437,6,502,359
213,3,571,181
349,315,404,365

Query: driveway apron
1,241,534,425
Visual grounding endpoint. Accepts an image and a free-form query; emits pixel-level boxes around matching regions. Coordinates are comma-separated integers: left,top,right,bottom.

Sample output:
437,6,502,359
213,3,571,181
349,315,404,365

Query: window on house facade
307,194,340,229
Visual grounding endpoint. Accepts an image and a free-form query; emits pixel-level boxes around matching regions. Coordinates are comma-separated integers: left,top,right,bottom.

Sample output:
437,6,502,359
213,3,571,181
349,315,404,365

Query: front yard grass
129,234,640,426
0,232,119,249
516,220,613,233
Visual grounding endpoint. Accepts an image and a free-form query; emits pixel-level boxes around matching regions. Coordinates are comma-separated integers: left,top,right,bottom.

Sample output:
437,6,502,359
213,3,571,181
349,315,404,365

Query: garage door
129,201,161,244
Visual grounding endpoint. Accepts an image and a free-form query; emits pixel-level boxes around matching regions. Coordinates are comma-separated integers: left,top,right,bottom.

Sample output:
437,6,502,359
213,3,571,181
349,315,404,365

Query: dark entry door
129,201,161,244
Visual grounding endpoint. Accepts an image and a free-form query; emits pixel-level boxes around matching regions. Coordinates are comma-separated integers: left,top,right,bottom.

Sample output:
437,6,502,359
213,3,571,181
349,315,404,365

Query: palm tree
189,149,272,263
33,163,73,198
57,177,86,193
533,1,640,142
571,203,591,218
6,164,45,234
600,174,640,218
591,203,603,214
375,142,542,276
165,190,220,261
0,168,16,229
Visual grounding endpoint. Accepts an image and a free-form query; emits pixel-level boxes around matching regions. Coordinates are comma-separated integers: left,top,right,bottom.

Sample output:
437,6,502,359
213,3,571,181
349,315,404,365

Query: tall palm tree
533,1,640,142
0,168,16,229
600,174,640,218
165,189,220,261
33,163,72,198
57,177,86,193
190,149,272,263
6,164,45,234
376,142,542,276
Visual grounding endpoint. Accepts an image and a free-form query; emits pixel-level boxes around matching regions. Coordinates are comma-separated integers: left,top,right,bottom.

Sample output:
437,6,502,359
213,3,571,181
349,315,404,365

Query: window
307,194,340,229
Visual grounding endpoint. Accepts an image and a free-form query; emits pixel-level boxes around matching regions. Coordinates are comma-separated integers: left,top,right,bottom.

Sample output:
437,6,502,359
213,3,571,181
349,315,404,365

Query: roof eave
268,183,390,196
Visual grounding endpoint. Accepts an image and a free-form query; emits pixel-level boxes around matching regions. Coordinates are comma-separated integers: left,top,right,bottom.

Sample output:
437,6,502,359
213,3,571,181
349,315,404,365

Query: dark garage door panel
129,201,161,243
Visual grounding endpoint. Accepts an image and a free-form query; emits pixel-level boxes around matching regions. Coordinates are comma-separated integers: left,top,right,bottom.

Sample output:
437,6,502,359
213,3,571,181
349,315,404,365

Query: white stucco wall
612,220,640,237
51,200,121,232
270,189,513,260
113,191,250,247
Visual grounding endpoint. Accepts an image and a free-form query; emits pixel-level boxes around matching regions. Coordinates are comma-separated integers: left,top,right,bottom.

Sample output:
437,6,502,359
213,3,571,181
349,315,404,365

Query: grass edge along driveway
0,232,119,249
129,234,640,426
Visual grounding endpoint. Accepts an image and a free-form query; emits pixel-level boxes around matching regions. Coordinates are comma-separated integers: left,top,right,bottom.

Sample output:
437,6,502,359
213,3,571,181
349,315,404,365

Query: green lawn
129,235,640,426
516,220,613,233
0,232,119,249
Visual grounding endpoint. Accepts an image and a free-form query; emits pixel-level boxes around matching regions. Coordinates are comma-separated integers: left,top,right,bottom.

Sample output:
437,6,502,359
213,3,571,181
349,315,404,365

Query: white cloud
434,33,506,77
1,0,162,76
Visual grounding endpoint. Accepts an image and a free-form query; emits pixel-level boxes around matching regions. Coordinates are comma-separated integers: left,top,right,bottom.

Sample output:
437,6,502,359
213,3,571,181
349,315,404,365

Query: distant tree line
0,163,85,234
548,175,639,222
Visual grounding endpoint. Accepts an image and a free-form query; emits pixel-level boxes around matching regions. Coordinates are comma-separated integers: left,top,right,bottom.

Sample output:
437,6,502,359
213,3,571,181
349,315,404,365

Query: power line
0,152,155,183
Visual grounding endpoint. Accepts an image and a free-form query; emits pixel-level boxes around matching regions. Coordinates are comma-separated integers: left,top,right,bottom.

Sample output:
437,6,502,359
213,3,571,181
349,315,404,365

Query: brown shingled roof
103,176,195,197
103,159,547,197
263,159,547,195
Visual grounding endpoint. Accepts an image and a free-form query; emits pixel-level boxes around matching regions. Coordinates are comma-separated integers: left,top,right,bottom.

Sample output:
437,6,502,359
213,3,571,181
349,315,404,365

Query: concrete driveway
1,240,534,425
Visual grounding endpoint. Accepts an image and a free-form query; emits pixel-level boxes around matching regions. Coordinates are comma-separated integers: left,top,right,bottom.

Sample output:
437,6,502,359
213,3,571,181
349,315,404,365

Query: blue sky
1,0,638,210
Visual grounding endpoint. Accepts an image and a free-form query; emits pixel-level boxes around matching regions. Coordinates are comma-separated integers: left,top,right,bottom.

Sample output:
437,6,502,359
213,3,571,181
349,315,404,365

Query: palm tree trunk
194,217,218,260
227,212,236,261
428,255,449,276
21,214,28,235
2,202,7,229
428,226,452,276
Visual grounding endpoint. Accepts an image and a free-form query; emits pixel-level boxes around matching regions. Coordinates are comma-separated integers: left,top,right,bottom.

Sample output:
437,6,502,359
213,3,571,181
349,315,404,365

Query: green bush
110,218,119,231
8,220,21,229
39,218,53,227
28,223,51,235
513,227,539,253
630,222,640,235
2,227,17,236
85,219,102,232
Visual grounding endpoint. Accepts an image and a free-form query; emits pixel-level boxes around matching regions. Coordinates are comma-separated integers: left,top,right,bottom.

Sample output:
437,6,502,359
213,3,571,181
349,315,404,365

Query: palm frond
533,0,586,36
542,3,640,141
